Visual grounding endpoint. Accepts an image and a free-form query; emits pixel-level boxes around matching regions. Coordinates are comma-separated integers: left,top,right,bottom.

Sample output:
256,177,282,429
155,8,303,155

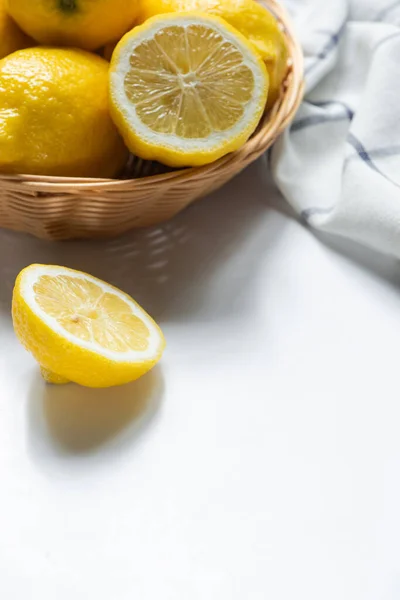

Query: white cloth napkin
272,0,400,258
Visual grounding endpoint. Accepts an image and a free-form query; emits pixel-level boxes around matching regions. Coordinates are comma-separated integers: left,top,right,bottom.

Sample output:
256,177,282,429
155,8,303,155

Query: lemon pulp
34,274,150,353
135,0,289,107
125,23,255,137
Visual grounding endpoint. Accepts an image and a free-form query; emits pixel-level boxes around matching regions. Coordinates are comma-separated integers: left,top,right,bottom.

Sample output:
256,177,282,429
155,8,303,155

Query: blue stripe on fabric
347,133,380,173
347,134,400,189
291,100,354,132
315,25,346,59
308,100,354,120
301,139,400,223
305,23,346,75
348,144,400,161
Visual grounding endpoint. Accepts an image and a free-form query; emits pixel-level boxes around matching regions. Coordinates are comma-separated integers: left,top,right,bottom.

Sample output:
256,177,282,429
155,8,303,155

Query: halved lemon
12,265,165,388
109,11,269,167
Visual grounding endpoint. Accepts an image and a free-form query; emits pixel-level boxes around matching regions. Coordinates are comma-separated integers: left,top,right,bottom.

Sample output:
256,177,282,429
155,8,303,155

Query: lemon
137,0,288,107
12,265,166,388
0,47,128,177
0,0,32,59
6,0,139,51
109,12,269,168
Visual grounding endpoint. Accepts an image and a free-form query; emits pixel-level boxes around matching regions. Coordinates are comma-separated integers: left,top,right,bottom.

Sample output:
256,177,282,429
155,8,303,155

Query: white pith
20,265,163,363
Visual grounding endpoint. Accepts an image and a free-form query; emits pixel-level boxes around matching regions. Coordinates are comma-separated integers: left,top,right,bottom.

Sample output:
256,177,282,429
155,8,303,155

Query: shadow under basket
0,0,304,241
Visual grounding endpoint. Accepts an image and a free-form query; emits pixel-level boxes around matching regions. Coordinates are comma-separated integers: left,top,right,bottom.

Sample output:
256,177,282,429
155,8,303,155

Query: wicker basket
0,0,304,240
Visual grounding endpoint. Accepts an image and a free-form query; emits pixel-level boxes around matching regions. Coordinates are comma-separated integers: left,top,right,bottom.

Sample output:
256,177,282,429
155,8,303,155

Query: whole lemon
6,0,138,51
0,0,32,59
136,0,288,107
0,47,128,177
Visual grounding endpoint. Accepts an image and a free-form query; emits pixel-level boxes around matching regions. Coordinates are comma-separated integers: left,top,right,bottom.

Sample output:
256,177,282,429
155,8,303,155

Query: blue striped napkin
272,0,400,257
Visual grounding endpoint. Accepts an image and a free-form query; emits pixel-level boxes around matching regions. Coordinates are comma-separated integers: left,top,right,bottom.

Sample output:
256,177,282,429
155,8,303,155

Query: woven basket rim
0,0,304,193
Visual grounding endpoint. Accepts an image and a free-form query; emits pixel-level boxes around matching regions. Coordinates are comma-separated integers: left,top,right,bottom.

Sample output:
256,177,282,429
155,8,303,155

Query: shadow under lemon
0,162,276,322
28,366,164,455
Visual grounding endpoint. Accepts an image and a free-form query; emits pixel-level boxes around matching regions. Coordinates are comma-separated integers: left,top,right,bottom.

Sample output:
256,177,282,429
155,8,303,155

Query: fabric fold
272,0,400,258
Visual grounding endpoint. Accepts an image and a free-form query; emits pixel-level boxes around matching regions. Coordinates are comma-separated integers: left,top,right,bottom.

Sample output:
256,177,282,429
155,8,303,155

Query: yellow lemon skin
12,266,166,389
40,367,70,385
137,0,288,107
6,0,139,51
0,47,128,177
0,0,32,59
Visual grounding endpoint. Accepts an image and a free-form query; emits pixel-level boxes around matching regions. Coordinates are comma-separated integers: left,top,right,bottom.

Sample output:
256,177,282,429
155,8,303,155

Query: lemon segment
109,12,269,167
12,265,166,388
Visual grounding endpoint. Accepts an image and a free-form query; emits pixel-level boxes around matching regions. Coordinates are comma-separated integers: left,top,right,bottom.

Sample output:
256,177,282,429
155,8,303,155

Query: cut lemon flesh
12,265,165,388
33,273,151,354
109,12,269,167
135,0,289,108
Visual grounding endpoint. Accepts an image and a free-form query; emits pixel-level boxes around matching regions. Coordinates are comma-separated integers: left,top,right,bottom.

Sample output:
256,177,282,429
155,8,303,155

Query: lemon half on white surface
12,265,165,388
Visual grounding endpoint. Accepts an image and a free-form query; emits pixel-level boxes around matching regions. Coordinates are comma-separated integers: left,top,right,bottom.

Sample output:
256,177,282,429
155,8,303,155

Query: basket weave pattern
0,0,304,240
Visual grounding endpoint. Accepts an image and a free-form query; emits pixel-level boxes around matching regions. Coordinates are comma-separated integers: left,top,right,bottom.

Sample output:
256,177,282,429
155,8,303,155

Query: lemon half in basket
12,265,165,388
109,12,269,167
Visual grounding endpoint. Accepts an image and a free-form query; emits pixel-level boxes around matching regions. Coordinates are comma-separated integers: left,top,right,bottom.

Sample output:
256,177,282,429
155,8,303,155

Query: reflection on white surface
1,160,400,599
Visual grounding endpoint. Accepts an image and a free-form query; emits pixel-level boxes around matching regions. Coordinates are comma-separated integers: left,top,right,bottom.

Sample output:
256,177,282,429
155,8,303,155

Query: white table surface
1,159,400,600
